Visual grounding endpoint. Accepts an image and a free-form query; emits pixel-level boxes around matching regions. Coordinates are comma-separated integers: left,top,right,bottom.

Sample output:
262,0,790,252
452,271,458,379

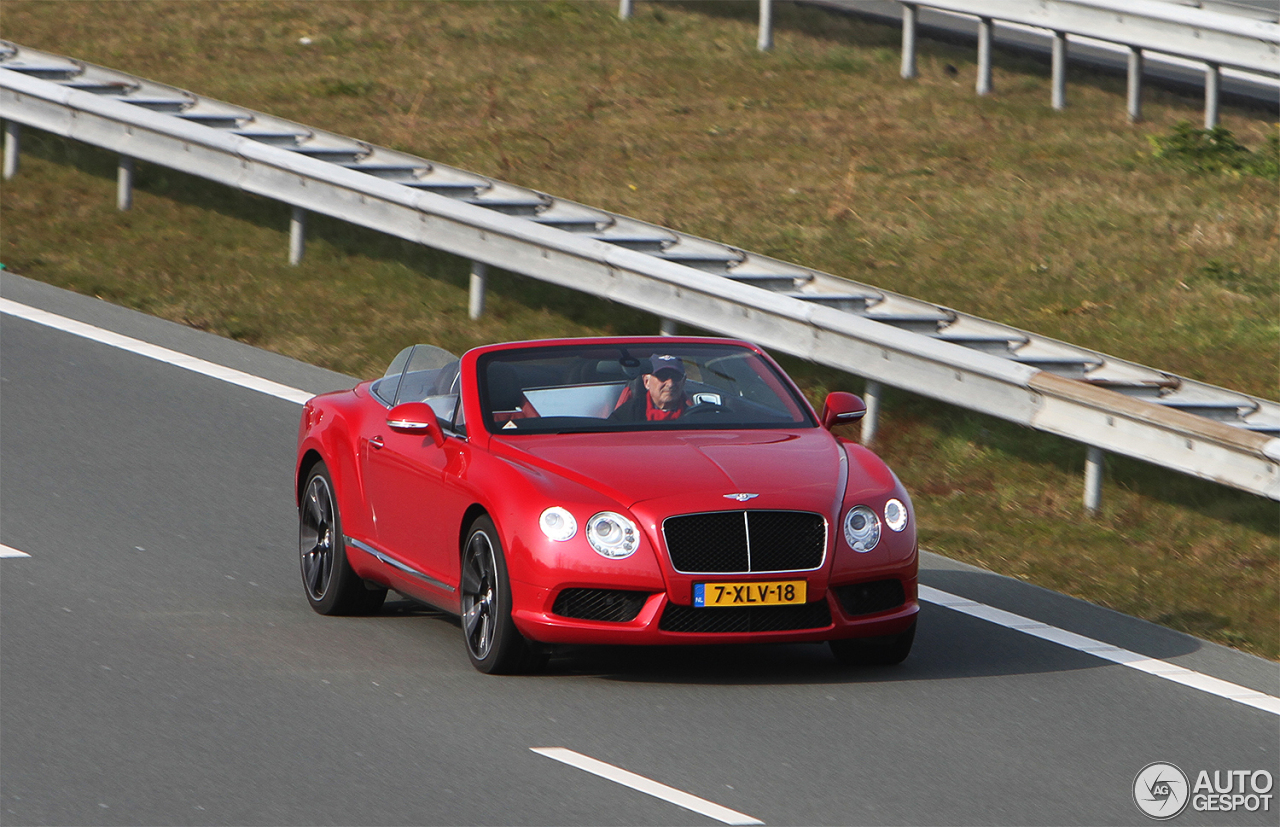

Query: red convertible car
296,337,918,673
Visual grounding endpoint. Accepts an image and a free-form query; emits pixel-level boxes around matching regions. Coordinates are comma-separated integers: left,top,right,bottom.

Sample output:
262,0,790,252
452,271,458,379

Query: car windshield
478,343,814,434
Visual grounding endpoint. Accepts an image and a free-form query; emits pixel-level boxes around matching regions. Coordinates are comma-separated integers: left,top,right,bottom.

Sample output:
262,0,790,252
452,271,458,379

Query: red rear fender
296,391,374,541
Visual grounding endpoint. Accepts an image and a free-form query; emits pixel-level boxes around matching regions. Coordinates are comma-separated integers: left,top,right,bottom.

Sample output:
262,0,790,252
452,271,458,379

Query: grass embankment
2,1,1276,657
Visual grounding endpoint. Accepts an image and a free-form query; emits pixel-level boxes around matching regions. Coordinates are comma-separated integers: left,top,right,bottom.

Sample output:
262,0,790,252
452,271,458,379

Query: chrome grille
662,510,826,574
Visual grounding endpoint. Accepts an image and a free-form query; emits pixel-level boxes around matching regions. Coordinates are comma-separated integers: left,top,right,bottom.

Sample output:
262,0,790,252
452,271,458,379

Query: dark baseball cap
648,354,686,376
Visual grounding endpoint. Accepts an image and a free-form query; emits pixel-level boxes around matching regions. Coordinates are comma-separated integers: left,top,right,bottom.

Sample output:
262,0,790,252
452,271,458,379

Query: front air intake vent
833,580,906,617
552,588,648,622
659,600,832,633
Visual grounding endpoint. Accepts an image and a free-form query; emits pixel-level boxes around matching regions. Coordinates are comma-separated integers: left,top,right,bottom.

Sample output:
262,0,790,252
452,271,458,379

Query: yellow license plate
693,580,806,608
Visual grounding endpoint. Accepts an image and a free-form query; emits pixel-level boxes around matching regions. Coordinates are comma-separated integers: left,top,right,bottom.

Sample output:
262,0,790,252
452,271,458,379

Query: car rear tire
829,618,916,667
460,516,546,675
299,462,386,616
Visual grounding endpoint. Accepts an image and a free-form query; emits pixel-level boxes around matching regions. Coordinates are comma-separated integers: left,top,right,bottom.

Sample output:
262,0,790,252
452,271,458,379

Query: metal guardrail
1,42,1277,507
898,0,1280,75
650,0,1280,125
893,0,1280,125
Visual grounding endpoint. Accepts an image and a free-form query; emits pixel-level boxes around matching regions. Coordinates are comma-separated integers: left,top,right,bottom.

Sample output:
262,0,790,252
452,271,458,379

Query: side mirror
386,402,446,447
821,392,866,430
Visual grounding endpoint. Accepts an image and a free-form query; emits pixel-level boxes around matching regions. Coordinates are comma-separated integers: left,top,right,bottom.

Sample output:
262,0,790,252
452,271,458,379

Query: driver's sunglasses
653,370,685,382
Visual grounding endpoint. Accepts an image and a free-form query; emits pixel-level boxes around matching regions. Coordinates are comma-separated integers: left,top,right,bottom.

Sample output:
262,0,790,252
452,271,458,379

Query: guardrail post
901,4,918,80
976,17,993,96
469,261,488,320
758,0,773,52
618,0,633,20
289,206,306,266
1204,62,1221,129
1084,446,1104,513
117,156,134,211
861,380,882,445
1127,47,1144,123
1051,31,1068,110
659,318,677,336
3,121,19,180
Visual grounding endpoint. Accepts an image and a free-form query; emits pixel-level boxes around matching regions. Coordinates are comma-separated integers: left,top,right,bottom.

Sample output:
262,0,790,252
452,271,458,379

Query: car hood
495,428,844,510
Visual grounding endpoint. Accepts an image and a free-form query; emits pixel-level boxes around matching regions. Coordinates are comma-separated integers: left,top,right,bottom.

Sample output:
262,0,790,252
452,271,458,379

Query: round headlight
843,505,881,553
884,498,908,532
539,507,577,542
586,511,639,559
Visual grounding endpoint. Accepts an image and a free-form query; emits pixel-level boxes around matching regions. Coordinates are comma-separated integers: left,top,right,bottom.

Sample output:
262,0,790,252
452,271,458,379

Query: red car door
362,426,462,597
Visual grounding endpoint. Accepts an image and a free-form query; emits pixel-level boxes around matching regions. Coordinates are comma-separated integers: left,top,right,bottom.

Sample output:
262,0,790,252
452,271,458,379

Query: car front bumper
510,578,919,646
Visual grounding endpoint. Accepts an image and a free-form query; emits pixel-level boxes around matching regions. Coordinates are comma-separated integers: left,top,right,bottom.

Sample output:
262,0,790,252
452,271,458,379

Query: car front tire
460,516,546,675
299,461,386,616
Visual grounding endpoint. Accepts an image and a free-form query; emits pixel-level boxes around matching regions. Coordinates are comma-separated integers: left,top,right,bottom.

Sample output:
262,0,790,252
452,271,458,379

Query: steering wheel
681,400,727,418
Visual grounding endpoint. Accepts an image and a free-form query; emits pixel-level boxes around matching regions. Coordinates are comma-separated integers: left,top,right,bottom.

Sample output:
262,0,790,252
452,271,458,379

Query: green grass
1150,121,1280,180
1,0,1275,658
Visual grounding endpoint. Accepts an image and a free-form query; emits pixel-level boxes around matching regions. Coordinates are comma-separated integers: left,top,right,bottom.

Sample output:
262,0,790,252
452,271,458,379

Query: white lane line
532,747,763,825
921,585,1280,716
0,298,313,405
5,298,1276,716
0,544,32,558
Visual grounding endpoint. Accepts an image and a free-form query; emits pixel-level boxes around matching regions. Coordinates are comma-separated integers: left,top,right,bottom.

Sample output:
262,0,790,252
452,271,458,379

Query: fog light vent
834,580,905,617
552,588,648,622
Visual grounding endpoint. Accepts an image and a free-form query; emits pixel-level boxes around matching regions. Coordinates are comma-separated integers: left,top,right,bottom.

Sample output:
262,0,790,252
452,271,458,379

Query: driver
609,354,692,422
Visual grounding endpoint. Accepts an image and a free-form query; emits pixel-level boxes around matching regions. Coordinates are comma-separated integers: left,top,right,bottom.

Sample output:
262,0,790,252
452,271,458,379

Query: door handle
370,435,385,449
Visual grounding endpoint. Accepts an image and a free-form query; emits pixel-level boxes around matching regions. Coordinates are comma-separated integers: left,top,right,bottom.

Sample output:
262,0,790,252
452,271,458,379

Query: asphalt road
2,272,1277,826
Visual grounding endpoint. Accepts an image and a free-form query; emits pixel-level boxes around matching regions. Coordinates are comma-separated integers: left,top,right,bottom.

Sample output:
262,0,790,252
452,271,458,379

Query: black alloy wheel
299,461,386,615
460,516,546,674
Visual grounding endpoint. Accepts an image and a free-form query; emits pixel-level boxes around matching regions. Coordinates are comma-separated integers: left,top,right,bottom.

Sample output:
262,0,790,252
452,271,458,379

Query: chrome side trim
345,536,456,593
386,419,431,430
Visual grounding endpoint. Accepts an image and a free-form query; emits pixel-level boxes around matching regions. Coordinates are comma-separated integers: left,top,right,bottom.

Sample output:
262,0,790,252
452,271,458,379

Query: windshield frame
474,341,818,436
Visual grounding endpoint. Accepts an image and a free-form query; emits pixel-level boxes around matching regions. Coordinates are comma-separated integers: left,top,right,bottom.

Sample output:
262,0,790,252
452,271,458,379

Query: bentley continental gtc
295,337,918,673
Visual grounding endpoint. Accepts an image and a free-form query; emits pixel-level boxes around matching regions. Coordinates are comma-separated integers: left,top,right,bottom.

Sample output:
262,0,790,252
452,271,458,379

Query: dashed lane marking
531,747,764,825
